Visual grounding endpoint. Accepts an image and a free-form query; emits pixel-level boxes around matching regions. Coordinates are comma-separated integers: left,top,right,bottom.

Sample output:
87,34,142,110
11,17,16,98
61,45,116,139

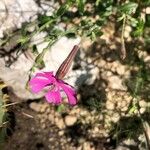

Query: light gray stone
0,0,38,37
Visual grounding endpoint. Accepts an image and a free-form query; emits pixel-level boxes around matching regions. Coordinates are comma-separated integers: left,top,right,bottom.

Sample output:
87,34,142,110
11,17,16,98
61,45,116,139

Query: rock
121,106,128,112
41,123,46,129
82,142,94,150
55,118,65,129
111,113,120,123
77,146,82,150
94,126,99,132
85,66,99,85
144,55,150,63
106,101,115,110
139,100,147,108
121,100,127,108
116,146,130,150
44,36,80,73
40,104,48,113
64,115,77,126
140,107,146,114
146,7,150,14
58,130,64,136
29,102,41,112
147,102,150,107
48,114,55,123
108,76,127,91
124,26,132,39
116,139,137,150
0,0,38,38
116,65,126,75
80,110,88,116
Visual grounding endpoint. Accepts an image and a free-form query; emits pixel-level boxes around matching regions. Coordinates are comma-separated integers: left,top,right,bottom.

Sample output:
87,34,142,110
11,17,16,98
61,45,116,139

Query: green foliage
6,0,148,67
56,3,70,16
133,19,145,37
1,0,149,51
0,81,9,145
38,15,53,27
119,2,138,15
76,0,86,14
56,104,65,112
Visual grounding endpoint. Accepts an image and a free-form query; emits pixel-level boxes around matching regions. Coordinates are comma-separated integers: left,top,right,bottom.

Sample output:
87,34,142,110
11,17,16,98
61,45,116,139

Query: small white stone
80,110,88,116
108,76,127,91
116,65,126,75
93,127,99,133
139,100,147,108
106,101,115,110
146,7,150,14
55,118,65,129
124,31,130,38
48,114,54,122
121,106,128,112
29,102,41,112
147,102,150,107
106,71,113,76
144,56,150,62
140,107,146,114
121,100,127,108
111,113,120,123
40,104,48,113
64,115,77,126
125,26,132,32
58,130,64,136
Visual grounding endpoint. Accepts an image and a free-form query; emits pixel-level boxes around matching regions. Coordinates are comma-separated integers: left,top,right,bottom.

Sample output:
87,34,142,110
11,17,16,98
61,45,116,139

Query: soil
3,101,109,150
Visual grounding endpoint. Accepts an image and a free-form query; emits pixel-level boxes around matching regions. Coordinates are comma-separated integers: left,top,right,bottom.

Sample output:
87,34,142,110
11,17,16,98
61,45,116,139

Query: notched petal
59,81,77,105
29,71,55,93
45,90,62,105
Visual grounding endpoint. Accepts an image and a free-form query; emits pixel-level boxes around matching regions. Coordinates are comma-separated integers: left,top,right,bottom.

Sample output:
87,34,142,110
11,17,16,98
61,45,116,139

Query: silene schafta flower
29,45,79,105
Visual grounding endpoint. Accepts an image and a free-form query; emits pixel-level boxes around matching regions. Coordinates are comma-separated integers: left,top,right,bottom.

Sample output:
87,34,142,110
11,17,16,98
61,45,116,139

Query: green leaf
117,14,125,22
119,2,138,15
56,104,65,112
91,32,96,41
133,19,144,37
21,23,28,37
0,81,8,144
96,0,101,6
127,16,138,27
35,53,45,69
38,15,52,27
76,0,86,14
56,3,70,16
129,105,137,114
32,45,38,54
17,37,29,45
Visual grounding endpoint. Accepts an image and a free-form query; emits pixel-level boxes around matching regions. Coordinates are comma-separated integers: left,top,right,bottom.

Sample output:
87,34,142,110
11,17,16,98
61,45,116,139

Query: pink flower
29,45,79,105
29,71,77,105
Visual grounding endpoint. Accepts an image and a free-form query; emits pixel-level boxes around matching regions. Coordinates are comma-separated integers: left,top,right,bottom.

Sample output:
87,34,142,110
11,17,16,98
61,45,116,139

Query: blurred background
0,0,150,150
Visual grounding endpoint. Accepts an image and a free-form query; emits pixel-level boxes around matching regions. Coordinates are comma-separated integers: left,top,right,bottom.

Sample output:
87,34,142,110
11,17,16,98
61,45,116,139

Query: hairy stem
121,15,126,59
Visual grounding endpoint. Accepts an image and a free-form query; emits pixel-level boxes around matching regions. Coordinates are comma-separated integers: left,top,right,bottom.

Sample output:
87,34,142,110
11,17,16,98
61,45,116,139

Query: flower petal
59,81,77,105
35,72,54,80
29,72,55,93
45,89,61,104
